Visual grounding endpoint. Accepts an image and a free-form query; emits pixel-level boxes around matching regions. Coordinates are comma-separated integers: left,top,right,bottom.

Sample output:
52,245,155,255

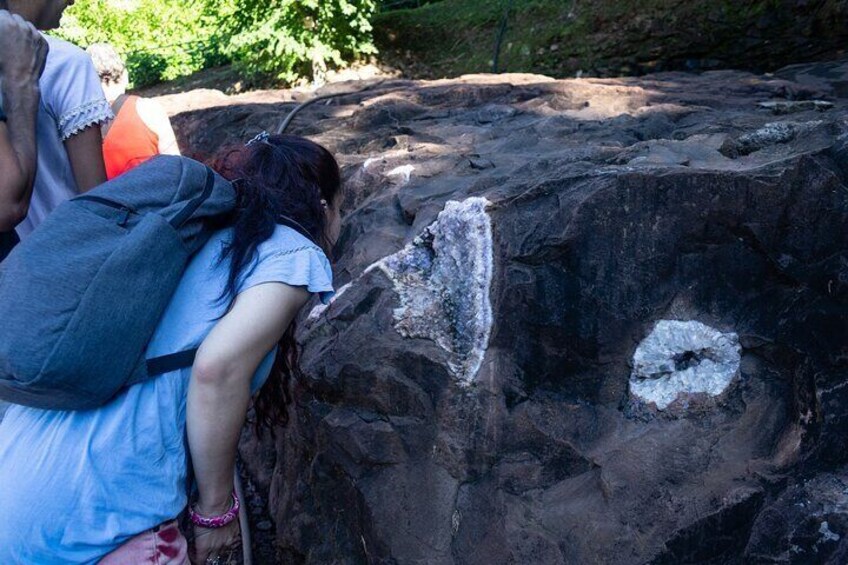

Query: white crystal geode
370,197,494,385
629,320,741,410
307,197,495,386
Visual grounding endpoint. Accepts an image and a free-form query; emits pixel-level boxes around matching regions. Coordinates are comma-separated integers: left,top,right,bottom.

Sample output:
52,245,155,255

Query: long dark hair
210,134,341,431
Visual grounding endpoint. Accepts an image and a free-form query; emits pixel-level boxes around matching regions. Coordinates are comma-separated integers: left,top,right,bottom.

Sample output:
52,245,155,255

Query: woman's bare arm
64,126,107,193
187,281,309,562
0,12,47,230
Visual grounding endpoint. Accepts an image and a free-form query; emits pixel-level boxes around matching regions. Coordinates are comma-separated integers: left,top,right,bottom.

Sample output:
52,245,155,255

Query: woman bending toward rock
0,133,342,564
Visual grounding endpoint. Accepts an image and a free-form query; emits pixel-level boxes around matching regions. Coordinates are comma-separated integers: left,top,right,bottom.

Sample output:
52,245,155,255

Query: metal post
492,0,513,73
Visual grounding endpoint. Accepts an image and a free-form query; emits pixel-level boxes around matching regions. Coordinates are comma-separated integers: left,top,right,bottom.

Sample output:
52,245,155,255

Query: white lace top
14,35,113,237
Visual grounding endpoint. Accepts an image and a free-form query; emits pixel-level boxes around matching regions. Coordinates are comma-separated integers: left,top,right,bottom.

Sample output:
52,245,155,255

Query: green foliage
217,0,378,83
55,0,227,88
54,0,378,88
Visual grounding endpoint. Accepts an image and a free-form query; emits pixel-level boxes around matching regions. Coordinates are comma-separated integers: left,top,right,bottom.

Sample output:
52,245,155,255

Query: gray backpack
0,155,236,410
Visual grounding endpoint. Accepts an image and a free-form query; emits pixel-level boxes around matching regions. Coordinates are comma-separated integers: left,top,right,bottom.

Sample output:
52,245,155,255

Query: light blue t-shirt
0,225,334,564
11,36,114,238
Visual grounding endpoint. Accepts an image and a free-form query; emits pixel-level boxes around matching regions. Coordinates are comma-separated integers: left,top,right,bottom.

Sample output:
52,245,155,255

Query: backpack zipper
75,195,137,226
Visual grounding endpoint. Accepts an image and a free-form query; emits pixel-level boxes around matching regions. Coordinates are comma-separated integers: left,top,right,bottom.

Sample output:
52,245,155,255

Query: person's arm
0,106,34,230
136,97,180,156
0,12,48,230
0,118,28,230
64,126,106,192
187,281,309,563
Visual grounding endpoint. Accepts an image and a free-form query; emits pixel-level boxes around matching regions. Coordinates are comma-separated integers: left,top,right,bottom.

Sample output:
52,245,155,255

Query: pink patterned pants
100,519,189,564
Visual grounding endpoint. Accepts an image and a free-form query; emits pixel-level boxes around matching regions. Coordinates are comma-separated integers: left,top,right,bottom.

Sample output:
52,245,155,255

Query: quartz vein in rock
629,320,742,409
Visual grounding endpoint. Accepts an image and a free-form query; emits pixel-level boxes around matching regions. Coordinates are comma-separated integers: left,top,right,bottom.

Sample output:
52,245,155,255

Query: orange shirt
102,95,160,180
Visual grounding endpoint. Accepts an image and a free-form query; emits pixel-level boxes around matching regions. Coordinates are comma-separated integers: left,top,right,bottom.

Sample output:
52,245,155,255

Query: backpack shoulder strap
169,165,216,229
147,348,198,376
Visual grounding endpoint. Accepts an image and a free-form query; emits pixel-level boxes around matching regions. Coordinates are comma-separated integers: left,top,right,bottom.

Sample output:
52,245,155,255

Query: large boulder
171,61,848,563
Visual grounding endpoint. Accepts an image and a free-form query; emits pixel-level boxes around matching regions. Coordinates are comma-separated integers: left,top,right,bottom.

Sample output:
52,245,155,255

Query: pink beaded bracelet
189,491,240,529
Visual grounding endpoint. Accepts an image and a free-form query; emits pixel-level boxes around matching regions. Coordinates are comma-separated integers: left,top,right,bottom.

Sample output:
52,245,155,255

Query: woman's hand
190,518,240,565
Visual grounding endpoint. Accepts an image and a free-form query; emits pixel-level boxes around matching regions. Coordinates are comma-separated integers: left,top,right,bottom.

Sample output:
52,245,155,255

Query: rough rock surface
169,60,848,563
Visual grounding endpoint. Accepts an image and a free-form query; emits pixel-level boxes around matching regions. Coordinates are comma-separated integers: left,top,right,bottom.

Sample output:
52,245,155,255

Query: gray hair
86,43,126,85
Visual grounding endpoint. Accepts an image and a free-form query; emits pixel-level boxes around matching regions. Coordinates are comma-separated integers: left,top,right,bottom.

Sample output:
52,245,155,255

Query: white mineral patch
371,197,494,385
362,157,380,170
306,198,494,385
629,320,741,410
819,521,841,543
361,150,410,172
386,164,415,184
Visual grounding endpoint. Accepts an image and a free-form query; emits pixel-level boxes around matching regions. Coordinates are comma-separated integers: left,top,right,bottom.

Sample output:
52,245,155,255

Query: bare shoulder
135,97,168,119
135,97,172,128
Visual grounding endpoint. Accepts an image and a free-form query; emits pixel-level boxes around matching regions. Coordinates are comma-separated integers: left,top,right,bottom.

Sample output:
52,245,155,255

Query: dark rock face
172,61,848,563
745,472,848,563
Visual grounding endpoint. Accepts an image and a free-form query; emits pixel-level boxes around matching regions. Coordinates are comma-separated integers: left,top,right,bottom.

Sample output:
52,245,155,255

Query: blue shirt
0,225,334,564
12,36,113,238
